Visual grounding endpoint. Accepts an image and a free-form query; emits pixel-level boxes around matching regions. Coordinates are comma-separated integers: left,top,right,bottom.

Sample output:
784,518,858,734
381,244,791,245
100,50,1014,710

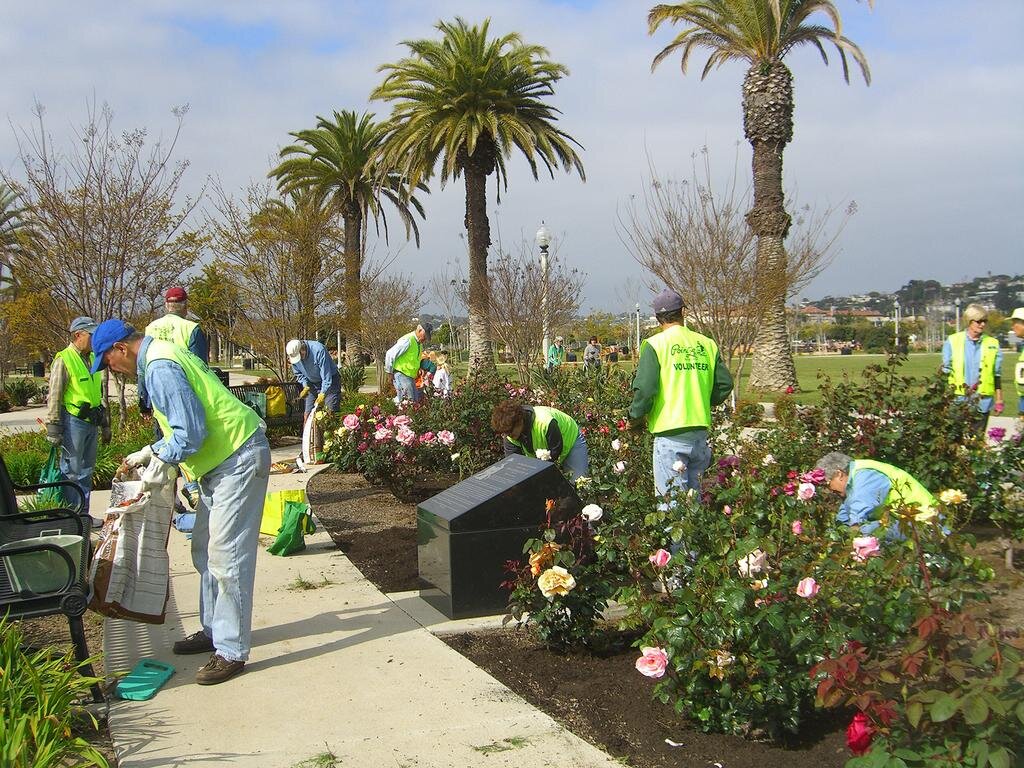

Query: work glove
298,386,310,399
117,445,154,480
139,455,178,493
45,422,63,446
315,392,325,406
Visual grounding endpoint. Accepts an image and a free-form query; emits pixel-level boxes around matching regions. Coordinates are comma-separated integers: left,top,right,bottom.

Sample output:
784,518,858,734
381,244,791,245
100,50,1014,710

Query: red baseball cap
165,286,188,302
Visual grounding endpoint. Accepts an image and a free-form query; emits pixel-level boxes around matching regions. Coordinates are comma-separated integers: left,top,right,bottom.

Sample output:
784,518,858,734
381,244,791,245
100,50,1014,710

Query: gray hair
963,303,988,323
815,451,852,481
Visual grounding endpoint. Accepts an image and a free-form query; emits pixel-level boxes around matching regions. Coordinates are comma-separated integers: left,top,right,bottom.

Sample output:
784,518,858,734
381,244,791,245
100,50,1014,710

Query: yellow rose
537,566,576,598
939,489,967,505
529,542,561,576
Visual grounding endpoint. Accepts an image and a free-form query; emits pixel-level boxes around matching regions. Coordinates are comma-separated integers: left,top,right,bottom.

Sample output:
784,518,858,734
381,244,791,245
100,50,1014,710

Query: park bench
0,454,102,702
227,381,305,431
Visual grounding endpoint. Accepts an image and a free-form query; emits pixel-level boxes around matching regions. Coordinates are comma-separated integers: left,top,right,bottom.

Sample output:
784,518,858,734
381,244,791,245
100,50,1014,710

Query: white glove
139,455,178,493
124,445,154,469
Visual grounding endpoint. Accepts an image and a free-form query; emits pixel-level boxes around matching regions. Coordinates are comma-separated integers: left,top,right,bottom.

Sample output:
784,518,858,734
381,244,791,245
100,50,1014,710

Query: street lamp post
894,299,901,351
535,223,551,365
955,297,961,333
635,302,641,355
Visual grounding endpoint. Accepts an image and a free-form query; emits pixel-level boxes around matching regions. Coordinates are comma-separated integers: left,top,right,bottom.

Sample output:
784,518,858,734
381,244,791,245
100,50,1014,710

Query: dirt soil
308,469,1024,768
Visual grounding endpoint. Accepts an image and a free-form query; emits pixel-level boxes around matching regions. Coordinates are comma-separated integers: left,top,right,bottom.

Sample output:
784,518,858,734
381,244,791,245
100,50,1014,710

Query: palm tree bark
342,204,363,364
463,149,494,371
744,62,799,392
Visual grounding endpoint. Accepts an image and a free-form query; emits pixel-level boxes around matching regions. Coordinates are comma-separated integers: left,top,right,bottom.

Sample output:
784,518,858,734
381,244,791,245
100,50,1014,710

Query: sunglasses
970,319,988,325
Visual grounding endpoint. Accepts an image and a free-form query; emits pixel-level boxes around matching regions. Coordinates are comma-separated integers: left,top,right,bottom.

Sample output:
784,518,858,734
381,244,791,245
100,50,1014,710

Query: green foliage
732,399,764,427
0,389,11,413
338,362,367,394
0,617,108,767
4,378,39,406
814,609,1024,767
966,432,1024,542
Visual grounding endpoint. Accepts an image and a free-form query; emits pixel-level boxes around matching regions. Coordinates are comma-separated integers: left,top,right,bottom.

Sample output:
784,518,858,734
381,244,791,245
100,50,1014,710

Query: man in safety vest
384,323,432,405
286,338,341,414
45,316,105,507
628,288,733,503
1010,307,1024,418
93,319,270,686
815,451,940,539
942,302,1003,435
490,400,589,481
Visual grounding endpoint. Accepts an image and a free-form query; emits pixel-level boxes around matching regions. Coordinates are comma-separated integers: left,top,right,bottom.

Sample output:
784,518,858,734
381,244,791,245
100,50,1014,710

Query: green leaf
930,693,959,722
1015,700,1024,724
988,747,1010,768
961,694,989,725
906,700,923,729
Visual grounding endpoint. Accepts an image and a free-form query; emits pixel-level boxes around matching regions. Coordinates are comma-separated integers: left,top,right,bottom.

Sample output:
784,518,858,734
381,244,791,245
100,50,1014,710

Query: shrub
0,390,12,413
3,378,37,407
339,362,367,394
733,400,764,427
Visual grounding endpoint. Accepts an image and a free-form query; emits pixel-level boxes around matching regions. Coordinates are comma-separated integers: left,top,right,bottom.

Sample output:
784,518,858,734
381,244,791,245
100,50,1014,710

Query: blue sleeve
836,470,891,526
941,339,952,373
189,327,209,364
292,362,309,388
147,360,208,464
315,344,337,392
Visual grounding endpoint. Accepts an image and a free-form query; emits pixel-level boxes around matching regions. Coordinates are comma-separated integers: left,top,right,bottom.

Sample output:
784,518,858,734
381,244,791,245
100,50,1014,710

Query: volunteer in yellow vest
942,302,1003,435
815,452,940,540
44,316,104,507
490,400,589,481
384,322,432,405
1010,307,1024,418
628,288,733,502
93,319,269,687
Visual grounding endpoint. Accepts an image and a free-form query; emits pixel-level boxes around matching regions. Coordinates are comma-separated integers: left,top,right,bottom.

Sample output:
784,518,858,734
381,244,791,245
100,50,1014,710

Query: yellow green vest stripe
146,314,199,350
507,405,579,463
393,332,421,377
850,459,937,520
55,345,101,418
642,324,718,432
947,331,999,397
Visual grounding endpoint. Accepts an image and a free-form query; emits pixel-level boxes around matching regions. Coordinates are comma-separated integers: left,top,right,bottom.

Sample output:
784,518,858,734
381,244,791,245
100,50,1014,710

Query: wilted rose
374,426,393,441
537,565,576,598
852,536,881,562
797,482,816,501
796,577,819,598
529,542,561,576
737,549,767,577
782,482,798,496
343,414,361,430
845,712,873,755
762,454,776,466
791,519,803,535
649,549,671,569
635,646,669,678
672,459,685,473
581,504,603,523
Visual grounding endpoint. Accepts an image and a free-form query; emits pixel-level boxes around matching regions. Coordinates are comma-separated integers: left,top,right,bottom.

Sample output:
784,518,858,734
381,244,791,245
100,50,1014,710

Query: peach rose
796,576,819,598
537,566,576,598
737,548,767,577
635,646,669,678
529,542,560,576
649,549,671,569
852,536,881,562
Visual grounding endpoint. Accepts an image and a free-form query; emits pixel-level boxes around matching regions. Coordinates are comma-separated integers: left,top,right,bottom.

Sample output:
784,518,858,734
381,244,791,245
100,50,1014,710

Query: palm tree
372,17,585,370
649,1,871,391
269,110,426,363
0,183,30,297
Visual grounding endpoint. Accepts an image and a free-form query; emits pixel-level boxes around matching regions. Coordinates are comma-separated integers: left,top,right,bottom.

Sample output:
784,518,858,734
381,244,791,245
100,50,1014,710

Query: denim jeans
562,434,590,481
652,431,712,502
60,413,97,508
192,429,271,662
393,372,418,405
304,385,341,415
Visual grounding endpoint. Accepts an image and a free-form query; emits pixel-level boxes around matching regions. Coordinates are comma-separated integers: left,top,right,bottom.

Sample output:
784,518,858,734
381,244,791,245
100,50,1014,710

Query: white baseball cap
286,339,302,363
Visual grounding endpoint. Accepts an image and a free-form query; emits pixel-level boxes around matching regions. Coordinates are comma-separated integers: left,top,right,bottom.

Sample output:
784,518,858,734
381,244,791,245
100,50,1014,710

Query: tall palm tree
269,110,426,362
649,1,870,391
372,17,585,370
0,183,30,297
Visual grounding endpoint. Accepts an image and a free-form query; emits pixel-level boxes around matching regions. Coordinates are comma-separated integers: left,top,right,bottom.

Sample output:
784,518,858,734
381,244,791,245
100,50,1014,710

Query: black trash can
31,361,44,378
242,358,254,370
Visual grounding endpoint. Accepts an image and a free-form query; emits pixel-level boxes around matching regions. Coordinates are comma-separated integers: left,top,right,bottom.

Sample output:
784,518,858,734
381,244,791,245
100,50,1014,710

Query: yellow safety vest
642,325,718,433
393,332,421,378
54,345,102,419
507,405,579,463
947,331,999,397
146,314,199,350
1016,347,1024,398
850,459,937,521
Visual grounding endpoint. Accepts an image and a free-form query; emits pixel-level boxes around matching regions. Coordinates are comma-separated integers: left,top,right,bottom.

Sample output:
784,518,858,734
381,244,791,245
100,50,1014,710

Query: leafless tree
429,261,466,354
620,148,853,393
360,272,424,392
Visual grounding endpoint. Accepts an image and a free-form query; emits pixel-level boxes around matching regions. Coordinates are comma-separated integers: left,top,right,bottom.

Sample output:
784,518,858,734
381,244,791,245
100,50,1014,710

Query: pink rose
374,426,393,441
795,577,819,598
801,468,827,485
395,426,417,446
420,431,436,444
613,461,627,474
356,441,368,453
649,549,671,569
791,520,803,535
723,505,732,516
437,430,456,447
393,414,412,428
635,646,669,678
343,414,361,430
852,536,881,562
797,482,816,501
782,482,797,496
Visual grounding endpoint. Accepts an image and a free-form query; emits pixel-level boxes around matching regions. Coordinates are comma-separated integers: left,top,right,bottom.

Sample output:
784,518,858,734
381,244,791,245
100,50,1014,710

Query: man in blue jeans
95,319,270,686
384,323,432,405
628,288,733,507
286,338,341,414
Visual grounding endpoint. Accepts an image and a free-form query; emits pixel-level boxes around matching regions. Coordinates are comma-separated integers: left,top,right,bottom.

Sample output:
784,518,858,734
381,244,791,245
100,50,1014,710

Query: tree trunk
463,161,494,371
343,206,363,365
743,61,799,392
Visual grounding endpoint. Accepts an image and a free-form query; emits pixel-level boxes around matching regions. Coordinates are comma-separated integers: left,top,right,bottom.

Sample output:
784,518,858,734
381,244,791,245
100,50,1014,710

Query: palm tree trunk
464,164,494,371
343,207,363,365
743,62,798,392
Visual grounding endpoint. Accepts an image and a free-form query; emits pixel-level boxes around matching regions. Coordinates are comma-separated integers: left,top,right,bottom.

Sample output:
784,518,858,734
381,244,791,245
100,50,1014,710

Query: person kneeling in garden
815,452,939,539
490,400,589,481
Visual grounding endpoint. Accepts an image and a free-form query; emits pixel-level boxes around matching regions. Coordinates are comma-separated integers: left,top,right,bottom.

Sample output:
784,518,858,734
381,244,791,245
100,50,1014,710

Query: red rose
846,712,873,755
785,385,795,394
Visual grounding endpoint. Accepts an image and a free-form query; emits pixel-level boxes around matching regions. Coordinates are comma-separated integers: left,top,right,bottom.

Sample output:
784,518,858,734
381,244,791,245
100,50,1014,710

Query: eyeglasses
970,319,988,325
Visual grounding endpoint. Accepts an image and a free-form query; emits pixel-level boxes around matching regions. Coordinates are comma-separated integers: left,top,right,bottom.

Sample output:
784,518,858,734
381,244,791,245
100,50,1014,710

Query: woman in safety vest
942,303,1003,436
1010,307,1024,417
490,400,589,481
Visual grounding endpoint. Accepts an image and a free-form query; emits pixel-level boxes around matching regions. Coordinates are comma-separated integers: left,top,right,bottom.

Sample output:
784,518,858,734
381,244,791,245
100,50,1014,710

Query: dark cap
421,322,433,341
89,319,135,373
165,286,188,302
652,287,684,313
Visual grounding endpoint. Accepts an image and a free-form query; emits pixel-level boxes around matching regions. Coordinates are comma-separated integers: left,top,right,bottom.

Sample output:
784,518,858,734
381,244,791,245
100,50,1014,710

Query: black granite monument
417,454,579,619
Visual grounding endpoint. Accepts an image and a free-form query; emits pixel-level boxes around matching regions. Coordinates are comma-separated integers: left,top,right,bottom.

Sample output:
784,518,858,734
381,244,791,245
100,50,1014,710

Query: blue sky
1,1,1021,314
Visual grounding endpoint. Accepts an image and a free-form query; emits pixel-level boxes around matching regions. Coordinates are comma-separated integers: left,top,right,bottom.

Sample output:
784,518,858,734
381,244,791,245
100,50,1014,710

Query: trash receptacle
31,361,44,378
242,358,254,370
0,534,83,594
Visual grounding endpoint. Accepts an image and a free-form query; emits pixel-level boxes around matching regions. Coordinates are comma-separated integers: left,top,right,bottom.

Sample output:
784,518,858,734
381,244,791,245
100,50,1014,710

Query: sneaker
172,631,215,655
195,654,245,686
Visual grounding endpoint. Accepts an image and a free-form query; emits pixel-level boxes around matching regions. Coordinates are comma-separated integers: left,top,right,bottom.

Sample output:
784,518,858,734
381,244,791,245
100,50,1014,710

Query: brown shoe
195,654,245,686
172,631,215,655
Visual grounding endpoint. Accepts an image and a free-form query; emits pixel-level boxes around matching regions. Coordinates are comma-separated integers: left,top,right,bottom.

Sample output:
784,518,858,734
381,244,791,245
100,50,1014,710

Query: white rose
581,504,603,523
672,460,685,473
535,449,552,461
762,454,776,466
611,438,622,451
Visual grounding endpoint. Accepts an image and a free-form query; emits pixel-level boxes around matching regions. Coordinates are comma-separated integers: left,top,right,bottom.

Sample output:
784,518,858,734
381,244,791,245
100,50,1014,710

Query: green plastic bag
266,501,315,557
37,446,65,508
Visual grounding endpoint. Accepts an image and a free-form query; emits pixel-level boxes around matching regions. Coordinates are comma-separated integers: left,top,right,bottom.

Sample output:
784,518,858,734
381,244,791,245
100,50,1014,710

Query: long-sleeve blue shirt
138,337,207,465
836,463,891,535
942,334,1003,413
291,340,339,392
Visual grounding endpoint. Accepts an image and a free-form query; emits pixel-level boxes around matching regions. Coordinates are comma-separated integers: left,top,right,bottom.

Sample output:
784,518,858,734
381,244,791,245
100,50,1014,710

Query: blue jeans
562,435,590,481
304,385,341,415
60,413,97,508
393,372,418,405
652,431,712,502
192,430,271,662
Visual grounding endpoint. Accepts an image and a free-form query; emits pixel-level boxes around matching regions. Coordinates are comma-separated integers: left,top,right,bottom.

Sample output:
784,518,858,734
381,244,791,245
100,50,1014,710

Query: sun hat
90,319,135,373
1010,307,1024,323
652,287,684,313
69,316,98,334
286,339,303,363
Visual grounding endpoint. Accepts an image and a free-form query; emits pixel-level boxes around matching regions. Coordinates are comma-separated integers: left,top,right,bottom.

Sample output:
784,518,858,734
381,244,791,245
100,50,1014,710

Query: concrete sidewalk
97,450,619,768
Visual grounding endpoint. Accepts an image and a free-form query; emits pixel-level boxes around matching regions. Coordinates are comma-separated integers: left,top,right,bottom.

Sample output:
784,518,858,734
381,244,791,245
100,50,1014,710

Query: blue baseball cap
90,319,135,374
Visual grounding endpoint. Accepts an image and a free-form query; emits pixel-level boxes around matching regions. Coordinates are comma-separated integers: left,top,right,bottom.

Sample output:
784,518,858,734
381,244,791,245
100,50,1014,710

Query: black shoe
172,631,215,655
196,654,245,685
